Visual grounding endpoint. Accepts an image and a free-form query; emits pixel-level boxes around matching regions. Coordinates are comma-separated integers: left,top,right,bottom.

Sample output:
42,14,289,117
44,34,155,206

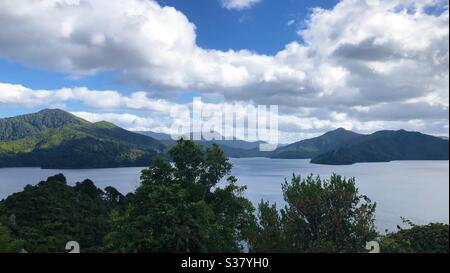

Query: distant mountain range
136,131,267,150
136,131,273,158
0,109,166,169
0,109,448,168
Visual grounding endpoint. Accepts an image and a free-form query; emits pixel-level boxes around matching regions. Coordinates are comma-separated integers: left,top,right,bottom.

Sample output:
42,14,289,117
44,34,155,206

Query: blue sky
0,0,448,142
158,0,338,54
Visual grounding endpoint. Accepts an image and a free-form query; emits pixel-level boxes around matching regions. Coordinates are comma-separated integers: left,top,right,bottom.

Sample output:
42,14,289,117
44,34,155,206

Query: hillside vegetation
311,130,449,165
0,109,166,169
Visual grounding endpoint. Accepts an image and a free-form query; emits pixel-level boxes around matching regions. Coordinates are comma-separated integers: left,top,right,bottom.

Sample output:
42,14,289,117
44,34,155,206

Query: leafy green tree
106,139,256,253
250,174,377,253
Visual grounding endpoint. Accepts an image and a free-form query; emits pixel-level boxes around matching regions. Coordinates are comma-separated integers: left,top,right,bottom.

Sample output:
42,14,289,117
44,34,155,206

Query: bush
250,174,377,253
380,222,449,253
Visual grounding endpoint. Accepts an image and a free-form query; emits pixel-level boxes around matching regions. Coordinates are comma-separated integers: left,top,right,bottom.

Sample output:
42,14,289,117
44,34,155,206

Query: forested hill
271,128,448,165
311,130,449,165
0,109,88,141
271,128,362,159
0,109,166,169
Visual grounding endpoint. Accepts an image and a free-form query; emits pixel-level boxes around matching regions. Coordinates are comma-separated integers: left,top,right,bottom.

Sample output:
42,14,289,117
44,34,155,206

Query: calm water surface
0,159,448,232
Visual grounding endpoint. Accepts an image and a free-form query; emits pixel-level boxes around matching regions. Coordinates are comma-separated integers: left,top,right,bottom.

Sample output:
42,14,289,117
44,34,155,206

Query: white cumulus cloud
220,0,261,10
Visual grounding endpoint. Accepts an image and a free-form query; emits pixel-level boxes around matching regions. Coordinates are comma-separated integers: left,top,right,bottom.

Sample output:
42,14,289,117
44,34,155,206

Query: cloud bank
0,0,448,140
1,82,447,143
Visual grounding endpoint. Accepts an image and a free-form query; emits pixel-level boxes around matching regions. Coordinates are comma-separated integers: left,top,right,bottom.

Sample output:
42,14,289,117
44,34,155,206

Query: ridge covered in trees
0,109,166,169
271,128,449,164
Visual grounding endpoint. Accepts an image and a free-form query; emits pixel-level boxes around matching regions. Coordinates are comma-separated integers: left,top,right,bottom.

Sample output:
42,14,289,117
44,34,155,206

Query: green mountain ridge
271,128,362,159
0,109,166,169
311,130,449,165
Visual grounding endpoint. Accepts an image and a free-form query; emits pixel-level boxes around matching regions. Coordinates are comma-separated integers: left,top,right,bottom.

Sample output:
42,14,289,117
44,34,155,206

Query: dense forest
0,140,448,253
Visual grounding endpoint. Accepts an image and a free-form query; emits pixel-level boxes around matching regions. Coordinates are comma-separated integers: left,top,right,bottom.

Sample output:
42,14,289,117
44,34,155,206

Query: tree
250,201,284,252
106,139,256,253
250,174,377,253
104,186,128,213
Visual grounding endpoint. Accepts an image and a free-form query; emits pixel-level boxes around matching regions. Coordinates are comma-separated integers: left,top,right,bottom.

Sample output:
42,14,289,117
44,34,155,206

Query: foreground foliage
380,222,449,253
0,174,127,252
0,224,24,252
105,139,256,252
249,175,378,253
